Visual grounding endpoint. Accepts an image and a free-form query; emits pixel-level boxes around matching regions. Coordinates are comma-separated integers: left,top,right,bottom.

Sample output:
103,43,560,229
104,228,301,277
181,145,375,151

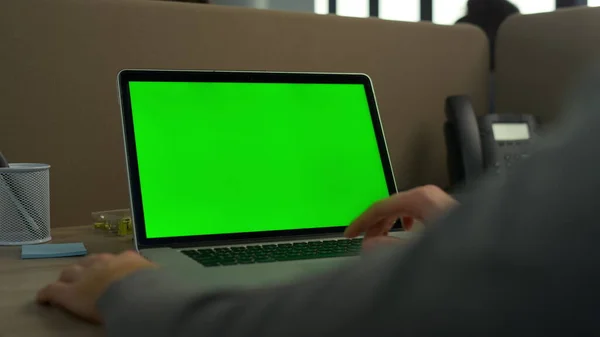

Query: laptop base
141,246,354,290
140,231,413,291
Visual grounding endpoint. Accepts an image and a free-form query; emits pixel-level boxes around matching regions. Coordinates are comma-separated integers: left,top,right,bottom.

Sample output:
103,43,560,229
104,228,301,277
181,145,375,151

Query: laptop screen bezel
118,69,400,248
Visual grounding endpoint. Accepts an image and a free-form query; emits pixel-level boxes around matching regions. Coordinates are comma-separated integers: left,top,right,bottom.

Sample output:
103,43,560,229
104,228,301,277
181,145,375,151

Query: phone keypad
494,141,531,175
503,153,527,165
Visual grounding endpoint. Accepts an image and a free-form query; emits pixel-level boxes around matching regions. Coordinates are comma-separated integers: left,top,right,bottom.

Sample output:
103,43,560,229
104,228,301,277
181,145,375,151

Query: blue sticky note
21,243,87,259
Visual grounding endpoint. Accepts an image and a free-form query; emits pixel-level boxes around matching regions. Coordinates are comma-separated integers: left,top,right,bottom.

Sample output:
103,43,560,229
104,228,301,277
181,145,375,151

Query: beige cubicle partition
0,0,488,227
495,6,600,125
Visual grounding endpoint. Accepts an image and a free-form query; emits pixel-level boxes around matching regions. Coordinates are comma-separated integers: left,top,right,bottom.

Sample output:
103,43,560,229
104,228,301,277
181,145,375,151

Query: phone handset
445,95,484,184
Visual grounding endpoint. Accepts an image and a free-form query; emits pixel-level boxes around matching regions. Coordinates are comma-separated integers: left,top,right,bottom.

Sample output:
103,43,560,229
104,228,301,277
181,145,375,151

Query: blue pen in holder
0,163,51,245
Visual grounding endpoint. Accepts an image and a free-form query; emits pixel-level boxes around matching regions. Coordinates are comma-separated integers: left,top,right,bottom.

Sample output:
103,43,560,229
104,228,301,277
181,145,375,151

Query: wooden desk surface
0,226,417,336
0,226,133,337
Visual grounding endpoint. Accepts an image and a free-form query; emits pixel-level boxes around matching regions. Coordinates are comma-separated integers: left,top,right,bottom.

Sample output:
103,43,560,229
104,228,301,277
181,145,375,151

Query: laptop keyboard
181,238,363,267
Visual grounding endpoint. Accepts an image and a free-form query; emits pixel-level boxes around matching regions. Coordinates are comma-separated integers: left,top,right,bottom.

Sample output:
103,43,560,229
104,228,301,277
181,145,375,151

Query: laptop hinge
151,232,351,250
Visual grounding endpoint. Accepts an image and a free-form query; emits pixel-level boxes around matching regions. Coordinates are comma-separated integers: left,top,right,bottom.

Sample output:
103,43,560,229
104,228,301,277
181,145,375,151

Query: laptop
117,69,406,288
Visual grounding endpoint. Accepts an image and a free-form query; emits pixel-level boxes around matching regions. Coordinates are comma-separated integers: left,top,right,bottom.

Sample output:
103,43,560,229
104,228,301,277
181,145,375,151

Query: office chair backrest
495,6,600,124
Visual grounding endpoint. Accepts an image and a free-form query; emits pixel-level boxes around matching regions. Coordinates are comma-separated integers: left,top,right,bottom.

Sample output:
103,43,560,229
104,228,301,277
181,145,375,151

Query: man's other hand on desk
36,251,157,324
345,185,458,251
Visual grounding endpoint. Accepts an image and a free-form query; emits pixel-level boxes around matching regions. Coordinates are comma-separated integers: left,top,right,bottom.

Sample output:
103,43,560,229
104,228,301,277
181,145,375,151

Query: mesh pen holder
0,163,51,245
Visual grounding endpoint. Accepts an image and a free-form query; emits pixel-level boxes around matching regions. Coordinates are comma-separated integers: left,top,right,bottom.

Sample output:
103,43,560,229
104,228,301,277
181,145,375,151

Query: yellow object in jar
118,217,132,236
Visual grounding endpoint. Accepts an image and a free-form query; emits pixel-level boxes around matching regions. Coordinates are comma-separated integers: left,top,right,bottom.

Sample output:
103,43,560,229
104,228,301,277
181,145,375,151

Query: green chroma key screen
128,81,390,239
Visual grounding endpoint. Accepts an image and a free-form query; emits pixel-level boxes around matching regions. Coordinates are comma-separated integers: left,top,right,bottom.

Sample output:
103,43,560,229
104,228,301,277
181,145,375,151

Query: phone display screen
492,123,530,141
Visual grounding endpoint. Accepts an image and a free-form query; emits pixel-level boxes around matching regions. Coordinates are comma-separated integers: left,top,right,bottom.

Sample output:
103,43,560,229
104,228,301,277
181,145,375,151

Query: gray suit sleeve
97,77,600,337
